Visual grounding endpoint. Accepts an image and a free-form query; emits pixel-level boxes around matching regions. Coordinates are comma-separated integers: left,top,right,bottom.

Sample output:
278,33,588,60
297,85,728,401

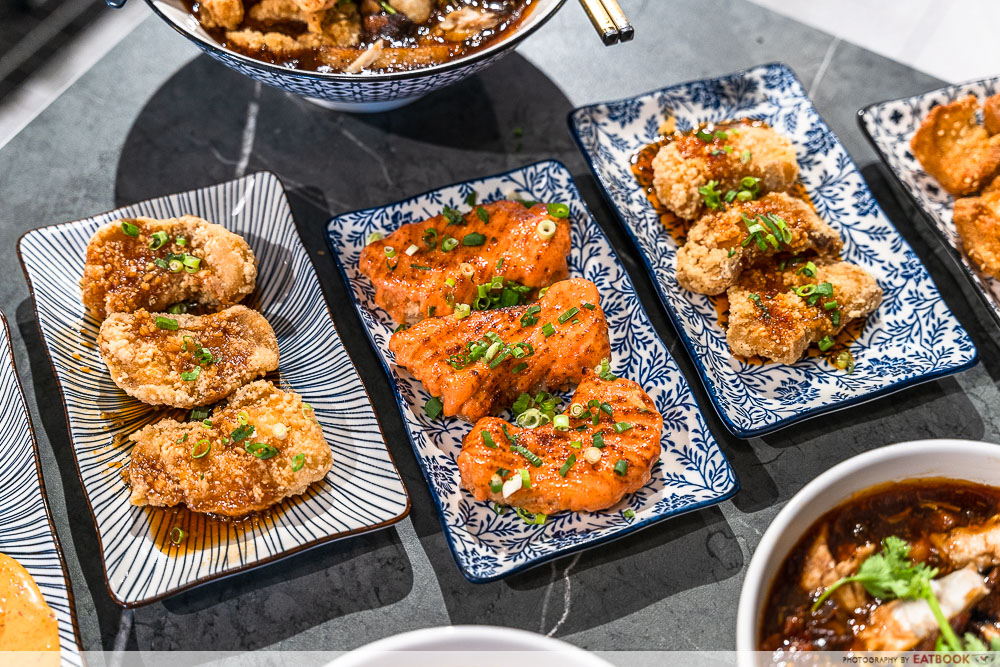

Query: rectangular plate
569,63,978,438
19,172,409,606
859,75,1000,327
326,160,738,583
0,312,82,664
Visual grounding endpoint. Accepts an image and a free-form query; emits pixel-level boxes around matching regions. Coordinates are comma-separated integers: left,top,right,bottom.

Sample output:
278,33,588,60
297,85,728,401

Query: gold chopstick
600,0,634,42
578,0,619,46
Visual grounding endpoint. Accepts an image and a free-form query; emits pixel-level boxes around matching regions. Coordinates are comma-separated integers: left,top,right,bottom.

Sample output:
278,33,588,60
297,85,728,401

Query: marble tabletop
1,0,998,654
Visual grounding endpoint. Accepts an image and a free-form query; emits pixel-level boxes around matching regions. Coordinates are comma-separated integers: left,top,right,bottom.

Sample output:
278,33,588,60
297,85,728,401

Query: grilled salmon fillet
676,192,842,295
127,380,331,517
954,190,1000,279
390,278,610,422
81,215,257,320
359,200,571,324
911,95,1000,196
458,373,662,515
98,306,279,408
652,123,798,220
727,258,882,363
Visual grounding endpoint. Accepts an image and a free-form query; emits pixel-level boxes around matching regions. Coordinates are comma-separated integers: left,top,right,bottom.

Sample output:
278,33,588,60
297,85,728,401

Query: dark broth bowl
144,0,567,112
735,439,1000,659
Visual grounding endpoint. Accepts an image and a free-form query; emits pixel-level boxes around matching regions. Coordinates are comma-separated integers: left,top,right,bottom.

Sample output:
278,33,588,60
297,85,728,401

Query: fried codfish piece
199,0,244,29
81,215,256,320
458,372,662,515
726,258,882,364
676,192,842,295
98,306,279,408
361,200,571,325
954,190,1000,279
127,380,331,517
390,278,610,422
911,95,1000,196
651,124,799,220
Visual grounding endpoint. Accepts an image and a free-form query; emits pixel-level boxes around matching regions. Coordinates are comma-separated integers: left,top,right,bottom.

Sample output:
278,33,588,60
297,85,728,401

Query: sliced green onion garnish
817,335,835,352
737,190,753,202
481,430,496,448
546,203,570,218
176,433,189,443
462,232,486,246
593,432,605,448
149,230,169,250
167,303,187,314
514,507,546,525
155,316,178,330
180,366,200,381
824,300,838,311
797,261,817,278
794,284,816,297
558,454,576,477
245,441,279,460
424,396,444,420
834,349,855,373
441,237,459,252
595,358,617,381
169,526,187,545
405,244,419,256
740,150,752,164
366,231,385,245
476,206,489,223
541,322,556,337
831,310,841,327
569,403,585,418
191,439,211,458
291,453,305,472
519,468,531,488
516,408,542,429
237,410,249,425
120,221,140,237
553,415,570,431
489,474,503,493
570,440,582,449
511,362,528,374
599,402,613,417
624,509,636,520
557,307,580,324
613,459,628,476
384,246,396,258
183,255,201,273
613,422,633,434
442,206,464,226
168,259,183,273
536,220,557,241
582,303,596,310
378,0,396,14
511,444,542,467
191,408,209,421
492,503,507,515
520,304,541,327
231,423,254,441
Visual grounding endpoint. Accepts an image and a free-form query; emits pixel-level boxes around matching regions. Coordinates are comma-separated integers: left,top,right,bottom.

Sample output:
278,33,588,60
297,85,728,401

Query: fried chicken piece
435,6,500,42
676,192,842,295
360,201,571,325
390,278,610,422
127,381,330,517
800,525,875,612
985,93,1000,136
458,372,662,515
726,258,882,363
931,515,1000,571
954,190,1000,279
199,0,244,29
652,124,799,220
98,306,279,409
911,95,1000,196
81,215,256,320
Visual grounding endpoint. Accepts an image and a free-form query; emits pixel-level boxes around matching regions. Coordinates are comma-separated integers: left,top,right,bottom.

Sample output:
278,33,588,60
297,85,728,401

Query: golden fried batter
81,215,257,320
199,0,244,29
676,192,842,295
652,124,798,220
911,95,1000,196
98,306,279,408
127,381,331,517
954,191,1000,279
727,259,882,364
458,373,662,515
985,93,1000,136
361,201,571,325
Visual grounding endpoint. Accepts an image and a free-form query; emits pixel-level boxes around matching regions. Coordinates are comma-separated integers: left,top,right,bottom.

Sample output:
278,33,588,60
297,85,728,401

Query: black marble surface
1,0,999,654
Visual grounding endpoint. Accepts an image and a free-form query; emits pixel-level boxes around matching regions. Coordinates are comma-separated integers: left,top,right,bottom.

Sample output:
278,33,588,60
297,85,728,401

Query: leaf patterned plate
18,172,409,606
0,311,82,664
326,160,738,583
859,74,1000,328
569,62,977,438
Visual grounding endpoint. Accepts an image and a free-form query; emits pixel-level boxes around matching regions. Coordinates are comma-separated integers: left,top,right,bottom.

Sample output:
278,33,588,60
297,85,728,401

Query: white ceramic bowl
736,439,1000,659
144,0,567,112
327,625,614,667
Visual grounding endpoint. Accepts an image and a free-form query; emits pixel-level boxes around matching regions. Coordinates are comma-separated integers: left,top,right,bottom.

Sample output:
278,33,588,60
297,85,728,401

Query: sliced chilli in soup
184,0,537,73
760,479,1000,652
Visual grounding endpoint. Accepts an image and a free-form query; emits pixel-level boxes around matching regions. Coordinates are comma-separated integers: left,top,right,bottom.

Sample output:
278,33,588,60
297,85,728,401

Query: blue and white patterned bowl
0,311,81,664
569,63,978,438
859,75,1000,328
18,172,409,606
144,0,566,112
326,160,738,583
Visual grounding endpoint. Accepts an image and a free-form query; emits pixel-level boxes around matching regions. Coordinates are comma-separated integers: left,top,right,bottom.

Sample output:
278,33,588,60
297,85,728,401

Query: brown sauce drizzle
145,502,288,556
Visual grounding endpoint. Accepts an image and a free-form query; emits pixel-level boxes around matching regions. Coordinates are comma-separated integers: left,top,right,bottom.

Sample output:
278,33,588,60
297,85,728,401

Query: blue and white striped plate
0,311,82,664
18,172,409,606
326,160,738,583
569,63,978,438
859,74,1000,328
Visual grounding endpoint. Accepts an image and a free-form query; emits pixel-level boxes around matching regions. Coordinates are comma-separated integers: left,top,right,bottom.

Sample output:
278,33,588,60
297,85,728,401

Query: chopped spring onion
613,459,629,476
463,232,486,246
699,180,723,210
155,316,178,330
378,0,396,14
191,408,210,421
481,430,496,448
536,220,557,240
569,403,586,418
292,453,305,472
175,236,187,246
445,277,456,287
366,231,385,245
424,396,444,420
169,526,187,545
737,190,753,202
168,259,183,273
613,422,633,434
553,414,570,430
405,244,419,256
600,402,613,417
570,440,582,449
149,231,169,250
834,349,856,373
121,221,140,237
520,304,541,327
592,432,605,448
413,265,431,271
492,503,507,514
484,341,503,362
558,307,580,323
583,303,596,310
516,408,543,429
511,444,542,467
584,446,602,464
460,262,475,278
384,246,396,258
191,439,211,458
515,507,547,525
476,206,490,223
183,255,201,273
441,236,459,252
817,335,836,352
167,303,188,314
231,423,255,441
511,362,528,374
546,203,570,218
202,419,212,428
748,293,770,319
797,261,817,278
271,423,288,440
465,191,477,207
624,509,635,520
519,468,531,488
180,367,201,381
728,247,737,258
538,286,549,298
824,300,839,311
740,150,752,164
558,454,577,477
595,358,617,381
502,471,523,498
176,434,188,443
831,310,841,327
453,303,471,320
443,206,464,225
541,322,556,337
794,284,816,297
489,474,503,493
245,442,279,460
